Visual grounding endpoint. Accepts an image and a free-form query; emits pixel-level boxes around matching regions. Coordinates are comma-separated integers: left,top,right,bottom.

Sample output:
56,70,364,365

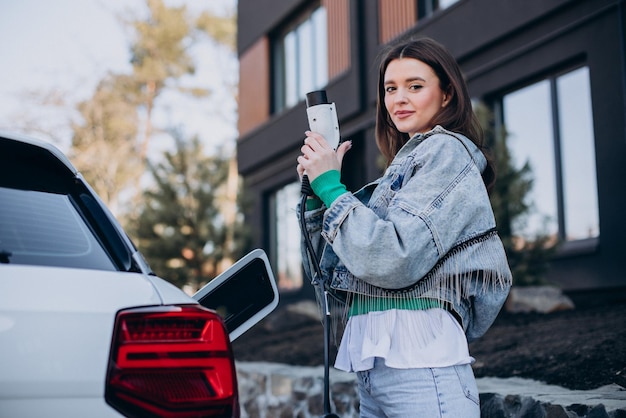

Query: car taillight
105,305,239,418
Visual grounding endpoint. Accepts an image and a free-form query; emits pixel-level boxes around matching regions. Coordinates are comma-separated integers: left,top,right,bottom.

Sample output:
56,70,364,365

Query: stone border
236,362,626,418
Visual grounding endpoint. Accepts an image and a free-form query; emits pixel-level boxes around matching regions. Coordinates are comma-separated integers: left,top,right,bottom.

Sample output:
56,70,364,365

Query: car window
0,187,117,270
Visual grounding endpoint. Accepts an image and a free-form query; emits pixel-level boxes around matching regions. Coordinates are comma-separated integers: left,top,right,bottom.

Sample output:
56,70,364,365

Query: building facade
236,0,626,301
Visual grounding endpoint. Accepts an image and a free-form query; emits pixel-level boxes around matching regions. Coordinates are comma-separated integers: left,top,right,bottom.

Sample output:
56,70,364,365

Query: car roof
0,130,146,273
0,130,77,176
0,131,79,193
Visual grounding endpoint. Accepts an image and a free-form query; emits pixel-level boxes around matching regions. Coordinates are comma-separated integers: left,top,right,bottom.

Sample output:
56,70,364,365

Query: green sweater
309,170,347,208
348,296,441,316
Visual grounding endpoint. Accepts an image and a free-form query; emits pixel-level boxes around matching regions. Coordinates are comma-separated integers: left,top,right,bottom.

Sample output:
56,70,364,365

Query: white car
0,132,278,418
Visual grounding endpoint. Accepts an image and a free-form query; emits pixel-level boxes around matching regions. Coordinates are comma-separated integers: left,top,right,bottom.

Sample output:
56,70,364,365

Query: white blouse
334,308,474,372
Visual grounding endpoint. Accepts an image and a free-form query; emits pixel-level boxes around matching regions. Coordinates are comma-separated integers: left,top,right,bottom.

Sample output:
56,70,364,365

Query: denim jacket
299,126,512,342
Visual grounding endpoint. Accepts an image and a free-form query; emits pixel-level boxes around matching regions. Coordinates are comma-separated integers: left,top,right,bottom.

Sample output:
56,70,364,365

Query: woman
297,37,512,417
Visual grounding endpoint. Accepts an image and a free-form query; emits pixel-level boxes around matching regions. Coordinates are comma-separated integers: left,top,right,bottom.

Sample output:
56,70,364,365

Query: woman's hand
296,131,352,183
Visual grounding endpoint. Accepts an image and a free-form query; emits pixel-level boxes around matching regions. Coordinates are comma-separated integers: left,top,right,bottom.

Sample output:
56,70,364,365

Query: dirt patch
469,301,626,390
232,296,626,391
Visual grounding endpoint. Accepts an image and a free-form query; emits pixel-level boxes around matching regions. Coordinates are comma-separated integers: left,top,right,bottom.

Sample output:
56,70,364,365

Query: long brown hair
375,37,495,191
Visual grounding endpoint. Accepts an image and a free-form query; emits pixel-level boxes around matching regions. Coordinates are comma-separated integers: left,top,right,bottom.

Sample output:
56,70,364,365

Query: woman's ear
442,86,453,107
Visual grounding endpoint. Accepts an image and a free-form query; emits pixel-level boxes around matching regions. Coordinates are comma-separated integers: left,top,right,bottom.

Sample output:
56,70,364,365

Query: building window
268,182,303,292
500,66,599,243
272,5,328,113
418,0,459,19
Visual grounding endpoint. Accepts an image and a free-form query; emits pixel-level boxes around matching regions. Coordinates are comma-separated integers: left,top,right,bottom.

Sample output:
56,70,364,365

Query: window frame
417,0,460,20
494,64,600,256
271,3,327,114
266,181,305,294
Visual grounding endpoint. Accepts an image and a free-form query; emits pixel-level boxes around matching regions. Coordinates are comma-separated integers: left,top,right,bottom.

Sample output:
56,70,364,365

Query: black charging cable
299,175,340,418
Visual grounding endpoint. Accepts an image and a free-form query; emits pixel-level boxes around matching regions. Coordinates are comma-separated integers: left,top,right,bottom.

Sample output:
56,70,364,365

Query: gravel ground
232,292,626,391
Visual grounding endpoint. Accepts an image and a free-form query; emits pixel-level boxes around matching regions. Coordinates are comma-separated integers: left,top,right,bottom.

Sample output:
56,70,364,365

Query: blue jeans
356,358,480,417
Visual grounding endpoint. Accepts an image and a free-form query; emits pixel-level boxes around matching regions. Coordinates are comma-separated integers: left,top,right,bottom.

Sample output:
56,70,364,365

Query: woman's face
383,58,449,137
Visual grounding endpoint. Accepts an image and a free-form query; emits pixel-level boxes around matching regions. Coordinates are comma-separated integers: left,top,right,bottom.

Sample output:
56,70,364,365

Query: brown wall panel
238,38,270,137
379,0,416,44
324,0,351,79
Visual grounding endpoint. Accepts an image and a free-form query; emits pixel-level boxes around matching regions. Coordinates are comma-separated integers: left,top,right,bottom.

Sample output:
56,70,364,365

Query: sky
0,0,237,154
